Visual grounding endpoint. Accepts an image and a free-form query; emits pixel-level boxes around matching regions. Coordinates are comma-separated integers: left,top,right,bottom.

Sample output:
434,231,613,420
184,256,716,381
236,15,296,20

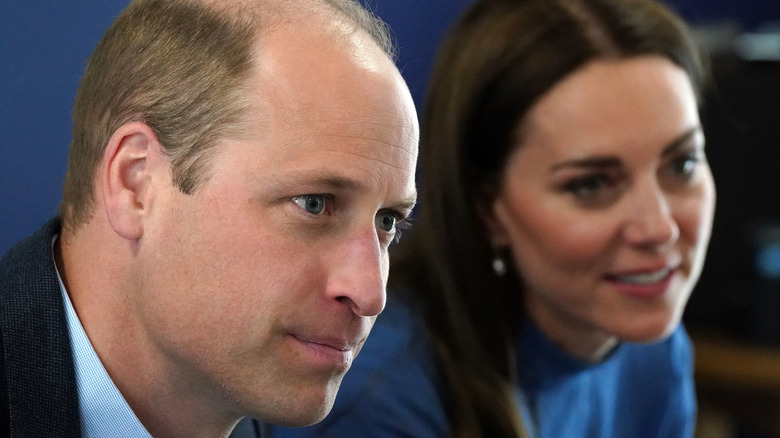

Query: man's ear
101,122,162,241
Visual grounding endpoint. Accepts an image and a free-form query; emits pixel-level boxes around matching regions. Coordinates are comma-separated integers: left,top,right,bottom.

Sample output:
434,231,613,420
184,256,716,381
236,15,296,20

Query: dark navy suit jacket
0,218,79,437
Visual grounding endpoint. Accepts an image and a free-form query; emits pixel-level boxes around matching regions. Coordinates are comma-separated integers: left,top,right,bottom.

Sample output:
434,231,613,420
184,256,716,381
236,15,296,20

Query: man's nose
324,229,387,317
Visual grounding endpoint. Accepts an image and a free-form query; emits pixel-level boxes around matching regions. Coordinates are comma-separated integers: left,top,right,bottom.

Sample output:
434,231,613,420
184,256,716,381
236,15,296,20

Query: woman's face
489,56,715,360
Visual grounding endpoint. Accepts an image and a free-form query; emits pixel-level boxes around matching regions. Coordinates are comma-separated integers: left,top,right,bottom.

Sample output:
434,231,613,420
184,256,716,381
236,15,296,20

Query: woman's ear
485,201,512,249
100,122,161,241
477,186,511,248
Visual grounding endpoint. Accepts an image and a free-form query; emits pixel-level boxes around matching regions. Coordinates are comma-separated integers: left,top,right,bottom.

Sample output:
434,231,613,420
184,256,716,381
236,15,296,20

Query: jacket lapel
0,218,81,437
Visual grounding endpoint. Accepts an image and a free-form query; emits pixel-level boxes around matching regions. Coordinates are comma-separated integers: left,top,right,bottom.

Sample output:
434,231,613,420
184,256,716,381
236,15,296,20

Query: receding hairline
178,0,395,58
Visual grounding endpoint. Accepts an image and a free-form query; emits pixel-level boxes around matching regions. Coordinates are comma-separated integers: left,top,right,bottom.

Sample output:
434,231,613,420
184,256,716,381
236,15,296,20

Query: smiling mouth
612,268,672,285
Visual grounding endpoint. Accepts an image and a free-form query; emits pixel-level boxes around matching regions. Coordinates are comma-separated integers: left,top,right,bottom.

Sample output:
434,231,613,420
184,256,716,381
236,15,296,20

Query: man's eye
375,212,396,232
376,211,413,245
292,194,327,215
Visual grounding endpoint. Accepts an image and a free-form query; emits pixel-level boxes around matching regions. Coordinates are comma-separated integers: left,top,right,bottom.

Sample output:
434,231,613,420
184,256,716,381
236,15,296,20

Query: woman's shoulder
610,326,696,436
619,324,693,378
360,290,431,361
339,290,442,399
608,325,695,428
522,325,696,437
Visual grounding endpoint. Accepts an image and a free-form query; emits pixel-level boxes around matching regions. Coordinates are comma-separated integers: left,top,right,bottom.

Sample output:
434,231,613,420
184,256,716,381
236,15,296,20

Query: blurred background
2,1,780,436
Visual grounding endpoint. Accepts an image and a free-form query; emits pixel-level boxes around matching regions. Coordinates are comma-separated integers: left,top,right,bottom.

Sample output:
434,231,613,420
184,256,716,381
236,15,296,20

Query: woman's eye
564,174,611,199
669,153,702,180
292,194,327,215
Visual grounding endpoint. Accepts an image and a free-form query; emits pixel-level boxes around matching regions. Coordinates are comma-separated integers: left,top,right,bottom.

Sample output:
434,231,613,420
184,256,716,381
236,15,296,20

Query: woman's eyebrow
551,156,622,171
550,126,703,172
661,126,703,158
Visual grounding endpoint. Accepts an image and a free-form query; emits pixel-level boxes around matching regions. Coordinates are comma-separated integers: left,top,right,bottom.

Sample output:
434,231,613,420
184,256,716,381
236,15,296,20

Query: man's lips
292,335,356,352
287,331,365,370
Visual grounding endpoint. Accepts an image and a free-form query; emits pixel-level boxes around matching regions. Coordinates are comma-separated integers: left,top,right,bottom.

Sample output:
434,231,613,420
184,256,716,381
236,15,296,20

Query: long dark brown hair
389,0,706,436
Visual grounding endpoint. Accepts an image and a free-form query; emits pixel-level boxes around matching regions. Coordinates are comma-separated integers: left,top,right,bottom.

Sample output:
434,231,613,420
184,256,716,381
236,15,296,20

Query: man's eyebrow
269,172,367,192
551,126,704,172
391,193,418,214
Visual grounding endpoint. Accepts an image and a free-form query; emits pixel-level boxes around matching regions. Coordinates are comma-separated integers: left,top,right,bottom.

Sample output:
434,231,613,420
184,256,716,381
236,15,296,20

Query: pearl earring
492,254,507,277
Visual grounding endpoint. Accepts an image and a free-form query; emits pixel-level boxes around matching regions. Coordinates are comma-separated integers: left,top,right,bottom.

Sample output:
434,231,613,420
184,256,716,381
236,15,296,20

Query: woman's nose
622,182,680,250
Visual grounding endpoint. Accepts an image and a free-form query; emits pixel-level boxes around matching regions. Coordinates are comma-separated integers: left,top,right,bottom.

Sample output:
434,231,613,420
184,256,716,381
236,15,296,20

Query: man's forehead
237,16,410,139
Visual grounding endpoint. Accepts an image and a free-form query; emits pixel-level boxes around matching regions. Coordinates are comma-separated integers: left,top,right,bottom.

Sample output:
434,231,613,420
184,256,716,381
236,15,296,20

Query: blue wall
1,1,130,252
1,0,778,254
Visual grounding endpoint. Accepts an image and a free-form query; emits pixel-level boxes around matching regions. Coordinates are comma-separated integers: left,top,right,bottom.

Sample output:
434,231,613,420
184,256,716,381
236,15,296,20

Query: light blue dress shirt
54,239,152,438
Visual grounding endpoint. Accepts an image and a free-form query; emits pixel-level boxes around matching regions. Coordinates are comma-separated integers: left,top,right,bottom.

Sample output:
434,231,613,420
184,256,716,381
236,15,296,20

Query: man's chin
252,381,341,427
264,403,332,428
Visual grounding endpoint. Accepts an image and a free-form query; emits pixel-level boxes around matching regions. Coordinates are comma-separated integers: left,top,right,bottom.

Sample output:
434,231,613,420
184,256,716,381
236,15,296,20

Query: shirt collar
53,235,152,438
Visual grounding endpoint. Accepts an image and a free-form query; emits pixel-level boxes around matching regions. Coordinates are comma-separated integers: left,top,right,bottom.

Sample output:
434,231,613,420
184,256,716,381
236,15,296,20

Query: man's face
132,23,418,426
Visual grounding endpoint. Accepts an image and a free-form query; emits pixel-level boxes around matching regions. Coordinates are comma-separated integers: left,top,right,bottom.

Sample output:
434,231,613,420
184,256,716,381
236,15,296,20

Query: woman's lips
606,266,677,297
612,267,672,285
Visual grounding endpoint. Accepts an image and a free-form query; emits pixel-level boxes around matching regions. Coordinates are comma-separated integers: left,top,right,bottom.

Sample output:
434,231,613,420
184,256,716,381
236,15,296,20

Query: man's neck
57,227,240,438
